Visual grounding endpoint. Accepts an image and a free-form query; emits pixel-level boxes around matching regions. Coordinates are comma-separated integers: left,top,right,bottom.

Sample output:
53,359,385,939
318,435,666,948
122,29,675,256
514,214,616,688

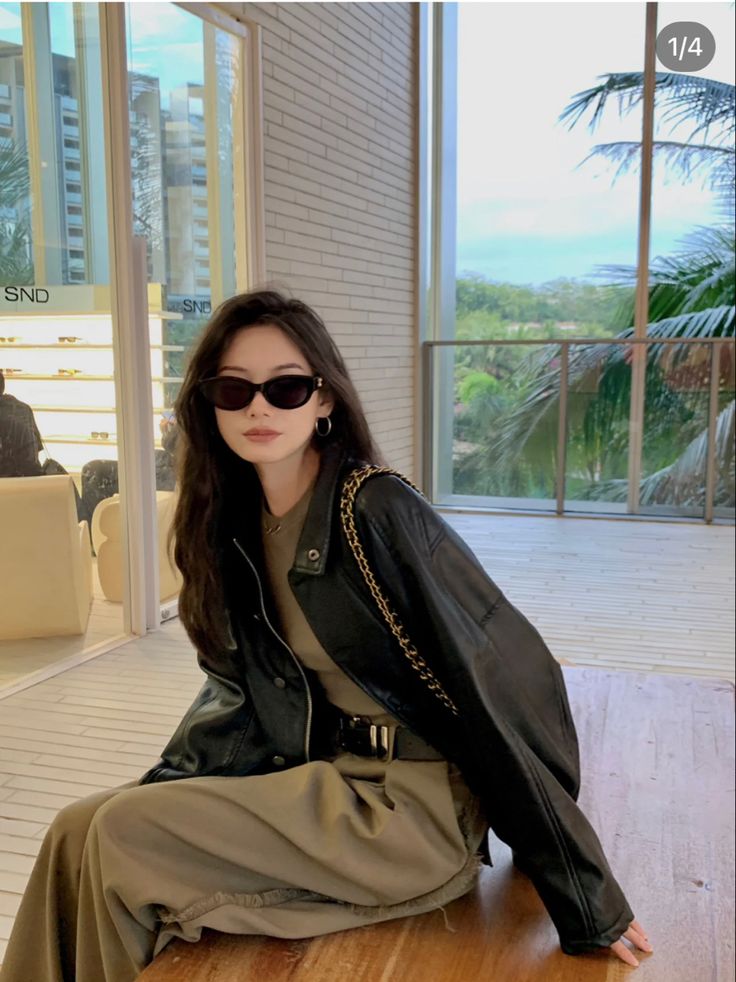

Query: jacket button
273,677,286,689
307,548,320,561
272,755,286,767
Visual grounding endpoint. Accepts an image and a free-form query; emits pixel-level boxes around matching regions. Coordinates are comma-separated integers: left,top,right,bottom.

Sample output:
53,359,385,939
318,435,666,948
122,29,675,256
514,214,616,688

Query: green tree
0,138,34,286
464,70,735,509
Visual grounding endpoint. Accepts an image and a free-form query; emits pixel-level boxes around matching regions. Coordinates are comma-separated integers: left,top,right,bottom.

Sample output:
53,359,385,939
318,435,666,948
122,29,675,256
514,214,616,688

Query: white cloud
455,1,734,281
0,2,21,37
127,2,199,45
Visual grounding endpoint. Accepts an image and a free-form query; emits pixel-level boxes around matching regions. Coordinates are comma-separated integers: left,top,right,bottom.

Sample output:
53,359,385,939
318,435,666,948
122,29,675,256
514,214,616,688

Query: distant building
0,41,211,303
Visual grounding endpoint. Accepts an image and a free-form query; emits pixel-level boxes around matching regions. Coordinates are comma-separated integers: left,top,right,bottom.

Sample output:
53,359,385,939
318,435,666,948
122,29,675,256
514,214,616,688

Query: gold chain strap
339,465,459,717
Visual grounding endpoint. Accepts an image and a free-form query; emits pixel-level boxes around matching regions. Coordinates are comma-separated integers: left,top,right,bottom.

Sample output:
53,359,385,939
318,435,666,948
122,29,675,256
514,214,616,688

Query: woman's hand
609,919,653,967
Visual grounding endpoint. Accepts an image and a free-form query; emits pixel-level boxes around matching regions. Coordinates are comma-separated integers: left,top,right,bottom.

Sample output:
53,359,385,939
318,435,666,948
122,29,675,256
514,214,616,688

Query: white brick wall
215,2,418,476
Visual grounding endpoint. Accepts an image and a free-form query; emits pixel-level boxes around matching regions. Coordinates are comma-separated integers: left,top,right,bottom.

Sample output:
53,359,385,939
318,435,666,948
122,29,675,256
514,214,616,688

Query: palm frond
0,139,30,209
579,400,735,507
576,139,734,195
560,72,735,140
473,67,736,508
651,76,735,143
623,305,734,341
593,225,735,324
0,221,34,286
485,305,733,473
560,72,652,132
683,259,736,311
598,223,734,280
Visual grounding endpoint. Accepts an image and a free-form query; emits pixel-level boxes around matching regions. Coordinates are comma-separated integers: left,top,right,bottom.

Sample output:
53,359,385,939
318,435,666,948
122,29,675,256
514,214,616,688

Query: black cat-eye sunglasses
198,374,323,411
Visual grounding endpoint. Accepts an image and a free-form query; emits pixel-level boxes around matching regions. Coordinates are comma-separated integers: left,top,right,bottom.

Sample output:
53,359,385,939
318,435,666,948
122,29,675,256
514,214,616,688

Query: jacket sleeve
138,650,260,785
355,475,635,955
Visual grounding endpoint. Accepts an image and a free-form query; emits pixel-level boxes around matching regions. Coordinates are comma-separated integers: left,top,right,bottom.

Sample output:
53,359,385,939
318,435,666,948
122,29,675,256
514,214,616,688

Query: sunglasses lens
266,376,312,408
200,377,253,410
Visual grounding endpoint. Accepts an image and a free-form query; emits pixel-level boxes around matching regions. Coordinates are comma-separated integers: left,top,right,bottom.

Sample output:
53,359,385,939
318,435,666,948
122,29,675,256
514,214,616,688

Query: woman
1,290,651,982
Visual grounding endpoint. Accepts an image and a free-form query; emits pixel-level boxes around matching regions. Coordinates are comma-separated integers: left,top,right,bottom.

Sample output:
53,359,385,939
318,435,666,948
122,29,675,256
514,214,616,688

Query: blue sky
456,2,735,285
2,1,733,289
0,2,206,110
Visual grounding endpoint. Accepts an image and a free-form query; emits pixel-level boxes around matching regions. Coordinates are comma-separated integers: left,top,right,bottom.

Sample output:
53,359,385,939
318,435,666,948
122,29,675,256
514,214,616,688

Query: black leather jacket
139,442,634,955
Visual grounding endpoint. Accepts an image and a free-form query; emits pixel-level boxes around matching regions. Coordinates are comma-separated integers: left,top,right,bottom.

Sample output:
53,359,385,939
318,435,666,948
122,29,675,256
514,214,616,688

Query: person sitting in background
0,368,44,477
0,368,89,530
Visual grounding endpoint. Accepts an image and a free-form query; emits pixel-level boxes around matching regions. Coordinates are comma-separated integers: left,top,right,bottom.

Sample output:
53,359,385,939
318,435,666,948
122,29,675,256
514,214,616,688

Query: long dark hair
169,289,386,660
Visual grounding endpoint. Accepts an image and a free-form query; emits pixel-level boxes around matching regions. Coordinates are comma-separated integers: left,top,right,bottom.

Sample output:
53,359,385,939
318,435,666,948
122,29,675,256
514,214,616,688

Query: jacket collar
228,441,358,578
292,441,355,576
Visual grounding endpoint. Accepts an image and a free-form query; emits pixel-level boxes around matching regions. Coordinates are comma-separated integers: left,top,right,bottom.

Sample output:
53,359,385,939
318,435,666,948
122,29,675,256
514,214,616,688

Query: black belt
333,713,444,763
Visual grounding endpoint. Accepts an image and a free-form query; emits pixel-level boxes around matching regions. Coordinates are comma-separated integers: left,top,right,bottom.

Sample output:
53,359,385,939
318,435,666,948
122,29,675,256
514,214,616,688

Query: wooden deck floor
441,510,734,681
0,512,733,968
139,670,734,982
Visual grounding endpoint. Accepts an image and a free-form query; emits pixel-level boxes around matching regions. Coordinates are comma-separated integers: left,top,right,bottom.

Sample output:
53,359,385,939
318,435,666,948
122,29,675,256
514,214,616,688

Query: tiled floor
0,512,733,964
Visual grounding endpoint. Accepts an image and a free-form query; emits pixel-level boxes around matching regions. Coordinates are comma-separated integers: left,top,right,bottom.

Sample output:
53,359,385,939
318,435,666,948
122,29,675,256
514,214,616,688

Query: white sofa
0,475,92,640
91,490,182,603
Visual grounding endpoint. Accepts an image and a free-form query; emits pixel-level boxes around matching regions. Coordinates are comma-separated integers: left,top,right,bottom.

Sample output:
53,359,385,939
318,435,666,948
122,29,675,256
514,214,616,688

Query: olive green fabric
0,482,486,982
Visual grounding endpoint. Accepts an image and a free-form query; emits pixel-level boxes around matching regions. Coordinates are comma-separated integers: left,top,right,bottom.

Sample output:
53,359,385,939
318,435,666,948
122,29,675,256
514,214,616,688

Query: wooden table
139,668,735,981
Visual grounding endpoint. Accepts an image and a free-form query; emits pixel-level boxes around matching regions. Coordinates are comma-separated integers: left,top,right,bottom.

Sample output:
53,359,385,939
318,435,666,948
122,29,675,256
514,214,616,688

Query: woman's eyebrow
218,362,306,374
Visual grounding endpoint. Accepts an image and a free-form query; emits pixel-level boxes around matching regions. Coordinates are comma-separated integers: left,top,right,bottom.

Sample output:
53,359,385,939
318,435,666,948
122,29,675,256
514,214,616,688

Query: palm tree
0,138,34,286
477,70,735,510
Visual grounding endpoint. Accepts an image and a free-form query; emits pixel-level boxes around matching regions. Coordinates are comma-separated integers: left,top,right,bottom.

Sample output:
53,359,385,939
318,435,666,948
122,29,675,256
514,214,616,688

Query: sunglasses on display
57,368,83,376
198,374,324,411
0,337,19,343
90,431,111,440
58,336,84,344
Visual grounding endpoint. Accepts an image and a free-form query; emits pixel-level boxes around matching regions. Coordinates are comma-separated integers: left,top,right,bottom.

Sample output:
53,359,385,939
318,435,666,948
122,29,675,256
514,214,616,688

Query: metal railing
421,336,735,524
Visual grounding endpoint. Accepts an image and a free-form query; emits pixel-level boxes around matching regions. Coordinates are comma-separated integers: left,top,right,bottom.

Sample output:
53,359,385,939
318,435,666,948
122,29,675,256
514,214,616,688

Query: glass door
0,1,128,690
0,1,257,692
126,1,248,619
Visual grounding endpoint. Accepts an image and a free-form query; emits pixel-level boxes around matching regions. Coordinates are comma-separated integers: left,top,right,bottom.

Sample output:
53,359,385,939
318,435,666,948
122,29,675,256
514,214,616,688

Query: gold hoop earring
315,416,332,437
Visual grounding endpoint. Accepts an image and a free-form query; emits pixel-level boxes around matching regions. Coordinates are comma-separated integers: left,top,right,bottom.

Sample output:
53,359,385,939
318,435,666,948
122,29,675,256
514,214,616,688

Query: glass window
0,0,124,687
642,2,735,517
452,3,645,510
127,0,243,499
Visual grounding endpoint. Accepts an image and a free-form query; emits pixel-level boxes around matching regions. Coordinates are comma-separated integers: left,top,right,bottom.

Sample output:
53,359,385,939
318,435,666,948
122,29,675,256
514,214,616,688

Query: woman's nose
247,390,271,412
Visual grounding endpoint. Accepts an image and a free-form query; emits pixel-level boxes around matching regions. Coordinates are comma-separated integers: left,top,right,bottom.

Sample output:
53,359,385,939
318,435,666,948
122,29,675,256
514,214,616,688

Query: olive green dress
252,475,489,902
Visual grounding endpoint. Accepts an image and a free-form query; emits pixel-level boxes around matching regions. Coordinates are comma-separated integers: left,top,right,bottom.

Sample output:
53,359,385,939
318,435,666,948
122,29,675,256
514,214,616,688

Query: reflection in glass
126,2,243,614
1,2,34,287
127,0,241,410
0,0,126,687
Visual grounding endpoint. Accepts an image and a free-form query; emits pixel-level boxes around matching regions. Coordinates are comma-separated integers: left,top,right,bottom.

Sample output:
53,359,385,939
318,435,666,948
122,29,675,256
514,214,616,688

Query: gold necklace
261,494,281,534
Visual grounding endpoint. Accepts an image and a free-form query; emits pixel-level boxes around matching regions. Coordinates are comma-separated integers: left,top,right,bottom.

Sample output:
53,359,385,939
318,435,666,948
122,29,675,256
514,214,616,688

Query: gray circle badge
656,22,716,72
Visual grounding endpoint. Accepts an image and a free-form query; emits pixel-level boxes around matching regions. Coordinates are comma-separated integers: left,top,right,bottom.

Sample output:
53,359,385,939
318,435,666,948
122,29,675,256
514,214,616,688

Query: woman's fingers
610,939,640,967
629,920,650,941
609,919,654,967
625,920,654,952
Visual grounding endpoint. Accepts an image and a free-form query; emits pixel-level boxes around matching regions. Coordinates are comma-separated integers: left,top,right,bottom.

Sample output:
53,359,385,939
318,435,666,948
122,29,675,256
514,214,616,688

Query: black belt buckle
339,715,392,762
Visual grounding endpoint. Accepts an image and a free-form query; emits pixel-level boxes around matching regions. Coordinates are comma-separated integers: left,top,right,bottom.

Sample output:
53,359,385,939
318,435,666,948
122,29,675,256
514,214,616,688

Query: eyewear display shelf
0,286,183,477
